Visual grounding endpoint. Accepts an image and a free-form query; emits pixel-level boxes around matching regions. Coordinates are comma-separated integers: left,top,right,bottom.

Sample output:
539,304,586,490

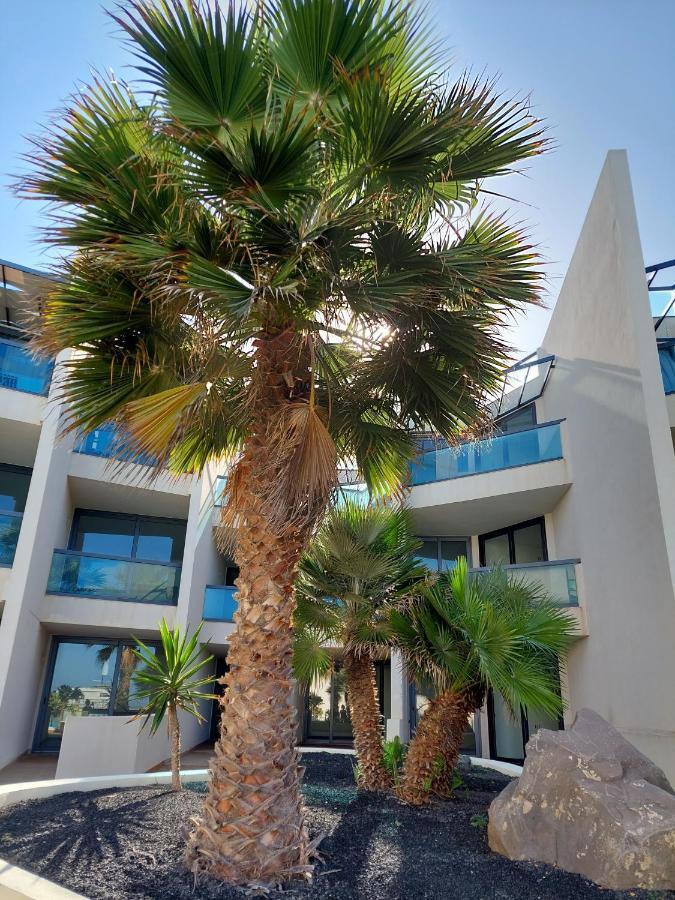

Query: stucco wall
537,151,675,777
0,357,75,769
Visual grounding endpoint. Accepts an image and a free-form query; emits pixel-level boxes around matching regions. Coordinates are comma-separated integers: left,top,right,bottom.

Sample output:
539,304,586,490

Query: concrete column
386,649,410,742
469,534,480,567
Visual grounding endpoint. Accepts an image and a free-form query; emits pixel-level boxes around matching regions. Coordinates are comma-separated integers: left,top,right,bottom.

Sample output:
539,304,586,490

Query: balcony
0,337,53,396
46,550,181,605
472,559,580,607
203,584,238,622
410,421,563,486
75,424,157,466
0,512,22,566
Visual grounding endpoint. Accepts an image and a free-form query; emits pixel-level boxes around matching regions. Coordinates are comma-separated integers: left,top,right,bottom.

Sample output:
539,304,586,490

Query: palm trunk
343,650,391,791
167,704,181,792
186,333,329,885
398,689,469,805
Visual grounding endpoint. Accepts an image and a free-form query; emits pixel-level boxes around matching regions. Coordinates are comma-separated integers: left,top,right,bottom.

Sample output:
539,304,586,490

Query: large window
495,403,536,435
35,637,158,751
0,463,32,513
479,518,547,567
416,537,470,572
0,464,31,566
69,510,186,563
480,517,559,763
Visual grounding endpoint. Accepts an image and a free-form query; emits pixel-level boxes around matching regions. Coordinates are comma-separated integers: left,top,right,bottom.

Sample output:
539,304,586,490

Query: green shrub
382,736,408,784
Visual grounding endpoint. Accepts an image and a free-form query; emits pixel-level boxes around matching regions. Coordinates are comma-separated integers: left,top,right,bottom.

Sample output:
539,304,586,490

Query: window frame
416,536,471,572
68,508,187,565
0,462,33,515
33,635,161,752
478,517,548,567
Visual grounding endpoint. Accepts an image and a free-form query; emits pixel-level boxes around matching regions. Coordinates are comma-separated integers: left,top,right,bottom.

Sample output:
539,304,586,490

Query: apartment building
0,150,673,782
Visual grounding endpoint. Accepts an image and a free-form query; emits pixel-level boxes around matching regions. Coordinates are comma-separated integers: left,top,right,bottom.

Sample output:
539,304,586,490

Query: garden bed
0,753,671,900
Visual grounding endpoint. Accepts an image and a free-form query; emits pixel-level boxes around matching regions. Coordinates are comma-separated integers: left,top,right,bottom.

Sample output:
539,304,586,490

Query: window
495,403,536,435
69,510,187,563
416,537,470,572
479,518,547,567
35,637,159,751
0,463,32,513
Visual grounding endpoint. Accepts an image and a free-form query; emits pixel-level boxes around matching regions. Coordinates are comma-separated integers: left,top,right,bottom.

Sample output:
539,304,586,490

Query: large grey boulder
488,708,675,890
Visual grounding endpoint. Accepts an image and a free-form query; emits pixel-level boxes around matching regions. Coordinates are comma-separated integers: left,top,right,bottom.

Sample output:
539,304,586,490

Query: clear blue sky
1,0,673,354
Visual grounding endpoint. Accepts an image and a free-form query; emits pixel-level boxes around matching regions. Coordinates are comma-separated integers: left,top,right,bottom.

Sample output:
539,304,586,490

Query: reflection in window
416,537,469,572
480,519,546,567
0,464,32,513
70,510,187,563
37,638,159,749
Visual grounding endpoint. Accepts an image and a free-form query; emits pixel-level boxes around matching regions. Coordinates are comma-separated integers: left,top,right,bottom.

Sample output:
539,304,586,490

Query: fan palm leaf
294,499,425,790
391,558,577,803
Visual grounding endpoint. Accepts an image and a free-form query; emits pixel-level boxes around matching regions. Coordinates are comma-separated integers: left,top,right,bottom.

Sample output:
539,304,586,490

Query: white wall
537,151,675,778
0,358,75,769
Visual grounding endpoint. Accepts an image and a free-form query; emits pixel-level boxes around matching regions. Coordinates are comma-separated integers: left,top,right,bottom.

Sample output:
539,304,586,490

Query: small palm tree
132,619,215,791
22,0,546,881
294,499,424,790
391,558,577,804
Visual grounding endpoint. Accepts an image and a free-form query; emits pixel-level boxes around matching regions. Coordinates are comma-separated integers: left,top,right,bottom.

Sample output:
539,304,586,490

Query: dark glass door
479,517,547,566
304,662,353,745
35,637,156,751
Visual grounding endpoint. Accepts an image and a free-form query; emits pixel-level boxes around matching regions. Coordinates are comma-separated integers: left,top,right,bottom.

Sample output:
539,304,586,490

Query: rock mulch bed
0,752,672,899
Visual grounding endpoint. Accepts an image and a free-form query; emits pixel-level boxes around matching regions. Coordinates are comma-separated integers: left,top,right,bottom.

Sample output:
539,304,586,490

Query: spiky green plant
132,619,215,791
294,498,424,789
21,0,546,882
391,558,577,804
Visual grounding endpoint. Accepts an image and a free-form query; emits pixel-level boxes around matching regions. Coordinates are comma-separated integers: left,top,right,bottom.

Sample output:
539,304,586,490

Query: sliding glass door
35,638,156,751
304,662,353,745
479,517,547,566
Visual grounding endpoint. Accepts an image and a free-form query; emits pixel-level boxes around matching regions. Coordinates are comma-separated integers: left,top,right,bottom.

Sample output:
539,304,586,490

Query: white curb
469,757,523,777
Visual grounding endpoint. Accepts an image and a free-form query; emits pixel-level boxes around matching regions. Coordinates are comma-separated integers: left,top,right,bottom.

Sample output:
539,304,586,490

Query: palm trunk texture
398,690,470,805
343,650,391,791
167,704,181,793
186,334,328,885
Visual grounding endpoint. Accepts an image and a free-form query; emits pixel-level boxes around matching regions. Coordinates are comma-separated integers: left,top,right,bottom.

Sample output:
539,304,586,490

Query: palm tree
131,619,215,791
294,499,424,790
22,0,546,882
391,559,577,805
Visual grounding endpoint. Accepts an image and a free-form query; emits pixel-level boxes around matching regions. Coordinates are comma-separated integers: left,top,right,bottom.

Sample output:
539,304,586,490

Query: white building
0,150,674,781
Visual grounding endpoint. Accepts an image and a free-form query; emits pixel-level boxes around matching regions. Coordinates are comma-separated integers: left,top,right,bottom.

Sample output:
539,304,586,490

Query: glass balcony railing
75,425,157,466
0,512,22,566
410,421,563,486
0,337,53,396
471,559,580,607
47,550,181,605
203,584,238,622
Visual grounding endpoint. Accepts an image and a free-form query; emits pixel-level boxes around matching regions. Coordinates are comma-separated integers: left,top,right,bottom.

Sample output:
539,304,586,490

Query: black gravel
0,752,672,900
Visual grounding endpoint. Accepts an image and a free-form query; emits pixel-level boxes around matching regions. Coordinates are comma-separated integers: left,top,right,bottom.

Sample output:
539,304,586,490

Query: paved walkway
0,754,58,786
0,743,354,785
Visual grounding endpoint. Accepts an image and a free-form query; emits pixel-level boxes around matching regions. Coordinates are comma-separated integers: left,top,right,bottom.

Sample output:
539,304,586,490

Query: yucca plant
132,620,215,791
294,499,424,790
391,559,577,805
21,0,546,883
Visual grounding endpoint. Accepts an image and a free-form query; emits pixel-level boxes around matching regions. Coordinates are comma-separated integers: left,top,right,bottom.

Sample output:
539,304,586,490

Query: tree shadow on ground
0,787,170,874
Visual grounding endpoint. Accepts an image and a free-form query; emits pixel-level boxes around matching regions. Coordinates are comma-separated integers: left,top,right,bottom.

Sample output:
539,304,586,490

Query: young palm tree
22,0,546,882
294,499,424,791
391,559,577,805
132,619,215,791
